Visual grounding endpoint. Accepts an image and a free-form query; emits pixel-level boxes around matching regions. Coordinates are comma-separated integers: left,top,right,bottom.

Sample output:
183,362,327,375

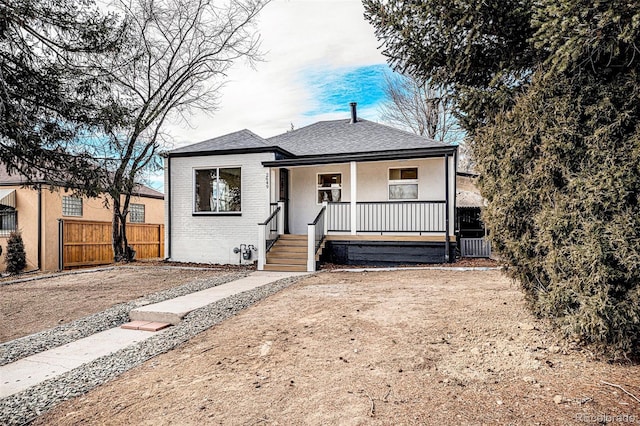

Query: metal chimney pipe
349,102,357,123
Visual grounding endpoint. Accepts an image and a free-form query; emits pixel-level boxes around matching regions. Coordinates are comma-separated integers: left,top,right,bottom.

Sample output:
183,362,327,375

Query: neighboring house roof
456,173,486,208
0,164,31,184
0,163,164,199
132,184,164,199
457,190,486,208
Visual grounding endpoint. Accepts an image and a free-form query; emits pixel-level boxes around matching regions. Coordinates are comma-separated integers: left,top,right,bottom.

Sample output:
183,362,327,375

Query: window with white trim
62,196,83,216
194,167,241,213
129,203,145,223
317,173,342,203
388,167,418,200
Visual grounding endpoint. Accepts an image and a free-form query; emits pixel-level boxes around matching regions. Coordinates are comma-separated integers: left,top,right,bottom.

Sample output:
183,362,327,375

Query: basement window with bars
62,196,83,216
0,207,17,237
129,203,145,223
388,167,418,200
194,167,241,213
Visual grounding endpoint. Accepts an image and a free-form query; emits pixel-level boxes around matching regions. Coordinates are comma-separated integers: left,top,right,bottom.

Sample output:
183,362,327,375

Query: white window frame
388,167,419,200
129,203,145,223
193,166,242,214
316,172,342,204
62,196,83,217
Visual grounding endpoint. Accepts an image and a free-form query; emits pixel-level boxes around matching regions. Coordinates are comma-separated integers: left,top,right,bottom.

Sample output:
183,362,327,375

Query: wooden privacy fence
59,219,164,269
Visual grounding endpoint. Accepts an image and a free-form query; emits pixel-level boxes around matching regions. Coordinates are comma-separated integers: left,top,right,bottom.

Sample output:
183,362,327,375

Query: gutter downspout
37,185,42,270
166,155,172,260
58,219,63,271
444,153,450,262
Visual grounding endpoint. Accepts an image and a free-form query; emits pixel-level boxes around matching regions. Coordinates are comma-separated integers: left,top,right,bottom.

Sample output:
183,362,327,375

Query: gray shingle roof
132,184,164,199
169,129,270,154
266,119,448,156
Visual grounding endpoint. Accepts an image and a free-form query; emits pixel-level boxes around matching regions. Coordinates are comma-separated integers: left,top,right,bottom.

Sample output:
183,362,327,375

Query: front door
279,168,290,234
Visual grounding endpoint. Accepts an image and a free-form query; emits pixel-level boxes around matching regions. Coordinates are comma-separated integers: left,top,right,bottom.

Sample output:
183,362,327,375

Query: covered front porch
257,152,457,272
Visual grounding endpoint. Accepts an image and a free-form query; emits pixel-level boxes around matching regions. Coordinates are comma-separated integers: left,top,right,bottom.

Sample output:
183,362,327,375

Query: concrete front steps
263,234,324,272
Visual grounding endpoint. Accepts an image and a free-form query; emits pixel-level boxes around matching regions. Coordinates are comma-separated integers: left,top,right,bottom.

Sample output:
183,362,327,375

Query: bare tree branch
378,72,476,171
86,0,269,261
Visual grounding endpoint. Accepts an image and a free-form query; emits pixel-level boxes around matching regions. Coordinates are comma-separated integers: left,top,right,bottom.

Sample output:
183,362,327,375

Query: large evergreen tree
364,0,640,357
0,0,127,188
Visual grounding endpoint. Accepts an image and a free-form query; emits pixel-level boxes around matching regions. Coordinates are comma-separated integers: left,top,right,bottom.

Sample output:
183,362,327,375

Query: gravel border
0,264,252,287
0,274,306,426
0,270,251,366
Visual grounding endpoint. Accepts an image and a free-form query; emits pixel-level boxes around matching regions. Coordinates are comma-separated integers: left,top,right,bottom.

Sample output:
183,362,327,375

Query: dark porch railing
309,205,326,253
268,203,279,233
327,201,446,233
260,205,281,252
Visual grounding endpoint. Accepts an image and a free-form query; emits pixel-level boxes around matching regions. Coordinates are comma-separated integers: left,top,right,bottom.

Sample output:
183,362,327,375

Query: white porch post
307,223,315,272
277,201,285,235
444,154,450,262
322,201,328,235
257,224,266,270
350,161,357,235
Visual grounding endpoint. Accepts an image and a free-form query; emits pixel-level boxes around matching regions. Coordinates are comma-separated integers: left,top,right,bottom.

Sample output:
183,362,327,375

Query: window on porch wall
388,167,418,200
317,173,342,203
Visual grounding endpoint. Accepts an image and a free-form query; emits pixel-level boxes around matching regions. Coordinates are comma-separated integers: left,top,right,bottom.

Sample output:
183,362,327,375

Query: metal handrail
309,206,326,226
259,206,281,253
309,206,327,254
259,206,281,226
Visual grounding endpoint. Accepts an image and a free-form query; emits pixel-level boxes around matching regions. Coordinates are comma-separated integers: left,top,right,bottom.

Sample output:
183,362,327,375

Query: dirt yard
0,265,247,342
32,269,640,425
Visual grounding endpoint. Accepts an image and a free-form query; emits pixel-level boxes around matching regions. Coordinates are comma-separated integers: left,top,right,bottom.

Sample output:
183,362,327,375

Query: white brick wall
166,152,274,264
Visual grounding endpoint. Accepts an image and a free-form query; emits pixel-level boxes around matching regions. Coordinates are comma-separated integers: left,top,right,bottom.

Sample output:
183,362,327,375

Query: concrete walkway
129,271,301,324
0,271,307,398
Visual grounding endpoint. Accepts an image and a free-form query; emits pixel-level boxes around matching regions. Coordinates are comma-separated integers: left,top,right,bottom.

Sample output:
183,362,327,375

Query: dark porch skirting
321,240,457,266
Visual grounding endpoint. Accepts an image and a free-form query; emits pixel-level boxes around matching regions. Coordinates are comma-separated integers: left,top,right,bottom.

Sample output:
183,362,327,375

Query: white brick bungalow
164,103,457,271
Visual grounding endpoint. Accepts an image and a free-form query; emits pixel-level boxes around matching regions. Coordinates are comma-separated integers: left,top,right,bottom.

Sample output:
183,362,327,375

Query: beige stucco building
0,166,164,272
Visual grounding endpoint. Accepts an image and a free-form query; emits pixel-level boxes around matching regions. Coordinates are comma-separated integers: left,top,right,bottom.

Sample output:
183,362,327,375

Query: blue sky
302,64,391,117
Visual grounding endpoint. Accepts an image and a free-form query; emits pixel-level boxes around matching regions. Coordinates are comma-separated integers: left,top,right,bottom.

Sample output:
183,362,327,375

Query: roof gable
169,129,271,155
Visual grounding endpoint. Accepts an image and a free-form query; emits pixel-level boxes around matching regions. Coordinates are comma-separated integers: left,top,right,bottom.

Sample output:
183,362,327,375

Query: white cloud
166,0,388,146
